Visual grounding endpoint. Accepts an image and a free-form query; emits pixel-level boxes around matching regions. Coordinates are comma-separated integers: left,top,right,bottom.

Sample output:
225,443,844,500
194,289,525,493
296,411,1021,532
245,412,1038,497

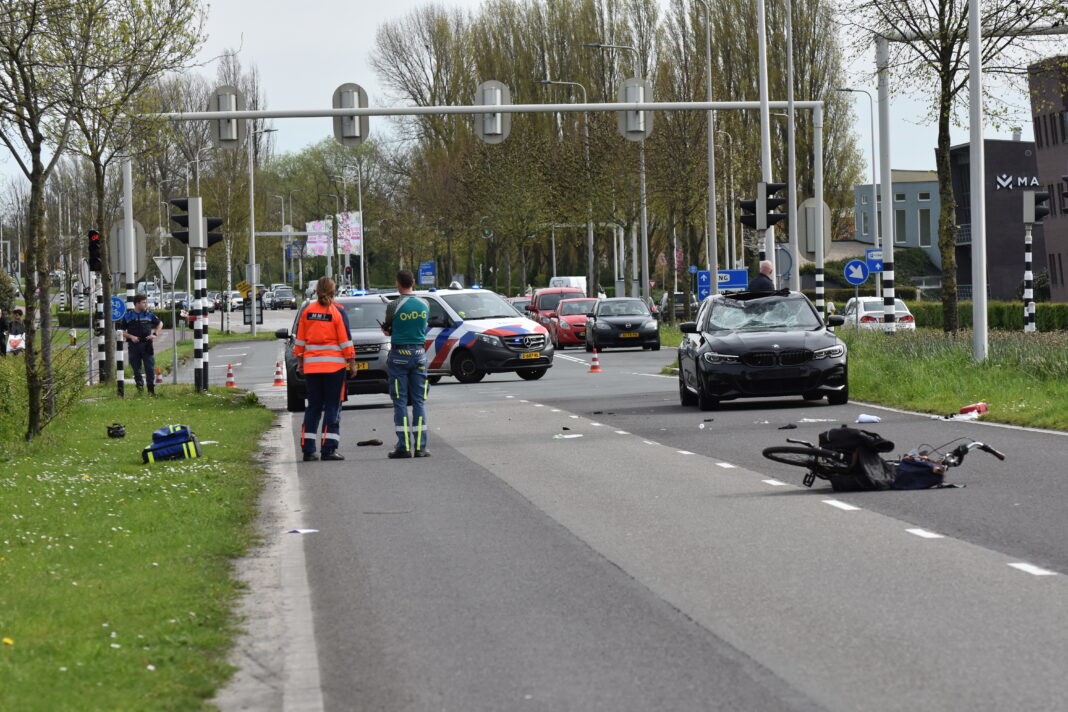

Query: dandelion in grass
3,637,13,645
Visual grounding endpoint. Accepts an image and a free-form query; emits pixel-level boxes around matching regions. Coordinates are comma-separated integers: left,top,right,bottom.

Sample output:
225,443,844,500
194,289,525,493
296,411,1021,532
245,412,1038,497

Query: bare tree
846,0,1063,331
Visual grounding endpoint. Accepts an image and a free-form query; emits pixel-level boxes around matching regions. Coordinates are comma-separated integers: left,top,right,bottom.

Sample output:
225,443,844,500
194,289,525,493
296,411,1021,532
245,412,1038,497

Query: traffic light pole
755,0,775,279
193,247,208,391
247,120,259,337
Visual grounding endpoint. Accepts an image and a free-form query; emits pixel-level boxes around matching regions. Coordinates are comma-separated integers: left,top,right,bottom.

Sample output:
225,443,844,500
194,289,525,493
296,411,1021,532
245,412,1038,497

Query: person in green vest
381,269,430,459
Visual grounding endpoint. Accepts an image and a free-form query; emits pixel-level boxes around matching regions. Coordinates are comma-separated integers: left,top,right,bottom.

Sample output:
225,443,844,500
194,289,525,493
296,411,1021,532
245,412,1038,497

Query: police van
412,288,553,383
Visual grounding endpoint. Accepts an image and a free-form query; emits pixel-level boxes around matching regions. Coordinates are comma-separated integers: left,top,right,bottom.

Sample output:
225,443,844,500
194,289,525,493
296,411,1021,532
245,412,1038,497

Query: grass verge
842,328,1068,430
0,385,274,710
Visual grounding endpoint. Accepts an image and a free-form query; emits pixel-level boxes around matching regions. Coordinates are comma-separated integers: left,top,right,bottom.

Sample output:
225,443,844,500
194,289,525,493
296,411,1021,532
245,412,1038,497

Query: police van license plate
620,332,639,338
520,352,541,360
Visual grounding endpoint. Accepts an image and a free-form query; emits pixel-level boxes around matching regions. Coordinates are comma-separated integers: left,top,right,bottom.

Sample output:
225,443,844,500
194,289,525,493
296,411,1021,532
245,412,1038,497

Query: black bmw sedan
585,298,660,351
677,290,847,410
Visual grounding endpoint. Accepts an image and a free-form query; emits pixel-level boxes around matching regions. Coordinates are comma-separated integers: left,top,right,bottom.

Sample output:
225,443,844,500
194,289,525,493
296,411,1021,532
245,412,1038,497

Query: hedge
56,310,201,330
803,287,918,303
903,301,1068,331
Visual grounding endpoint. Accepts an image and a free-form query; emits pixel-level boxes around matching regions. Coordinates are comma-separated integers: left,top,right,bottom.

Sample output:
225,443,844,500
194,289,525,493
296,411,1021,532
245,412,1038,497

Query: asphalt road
217,339,1068,712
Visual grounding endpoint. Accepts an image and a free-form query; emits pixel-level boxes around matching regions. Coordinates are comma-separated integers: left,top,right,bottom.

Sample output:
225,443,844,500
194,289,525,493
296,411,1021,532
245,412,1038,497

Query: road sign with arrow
844,259,869,286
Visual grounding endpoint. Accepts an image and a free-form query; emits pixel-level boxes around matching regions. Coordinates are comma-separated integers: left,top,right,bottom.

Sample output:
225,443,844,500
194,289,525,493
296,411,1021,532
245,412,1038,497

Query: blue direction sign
696,270,712,300
110,296,126,321
865,248,883,273
718,269,749,290
844,259,870,286
688,264,698,275
417,261,436,286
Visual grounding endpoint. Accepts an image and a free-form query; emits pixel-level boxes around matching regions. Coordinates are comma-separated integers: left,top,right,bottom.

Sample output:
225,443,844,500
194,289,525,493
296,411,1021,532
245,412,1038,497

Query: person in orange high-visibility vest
294,277,356,462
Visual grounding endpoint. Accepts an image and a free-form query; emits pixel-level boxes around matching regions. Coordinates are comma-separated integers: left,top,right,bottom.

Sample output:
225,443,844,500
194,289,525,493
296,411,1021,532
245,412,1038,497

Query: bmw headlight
559,320,571,330
701,351,739,365
814,344,846,359
476,333,502,347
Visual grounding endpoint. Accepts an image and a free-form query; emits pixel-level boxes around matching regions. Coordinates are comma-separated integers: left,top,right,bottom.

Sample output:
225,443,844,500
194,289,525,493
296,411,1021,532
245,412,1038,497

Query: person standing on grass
294,277,357,462
0,307,8,356
381,269,430,459
120,295,163,395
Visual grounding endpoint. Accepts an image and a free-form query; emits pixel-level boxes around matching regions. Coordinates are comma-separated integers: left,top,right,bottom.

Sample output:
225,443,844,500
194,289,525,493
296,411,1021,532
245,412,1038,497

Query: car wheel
827,385,849,406
679,374,698,406
651,342,660,351
451,350,485,384
517,368,547,381
286,377,306,413
428,375,442,385
697,387,719,411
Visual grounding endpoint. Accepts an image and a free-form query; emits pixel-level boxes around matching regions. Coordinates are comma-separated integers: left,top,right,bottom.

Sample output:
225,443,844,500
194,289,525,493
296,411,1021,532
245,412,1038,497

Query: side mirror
547,310,557,318
586,312,596,319
274,328,289,339
826,315,845,327
679,321,698,334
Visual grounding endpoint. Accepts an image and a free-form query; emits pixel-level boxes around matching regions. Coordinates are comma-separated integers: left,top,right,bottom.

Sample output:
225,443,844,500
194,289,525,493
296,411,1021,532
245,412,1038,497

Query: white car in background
841,297,916,330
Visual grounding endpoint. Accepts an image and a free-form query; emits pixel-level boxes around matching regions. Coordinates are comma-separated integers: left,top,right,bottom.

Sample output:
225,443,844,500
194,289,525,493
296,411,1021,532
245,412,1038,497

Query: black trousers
128,341,155,387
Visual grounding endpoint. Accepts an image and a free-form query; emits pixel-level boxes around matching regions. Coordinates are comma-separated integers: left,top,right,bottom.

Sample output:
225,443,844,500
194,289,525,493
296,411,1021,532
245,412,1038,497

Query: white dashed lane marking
762,479,790,487
677,450,695,455
906,528,945,539
1008,563,1057,576
614,430,629,435
715,462,736,469
822,500,861,512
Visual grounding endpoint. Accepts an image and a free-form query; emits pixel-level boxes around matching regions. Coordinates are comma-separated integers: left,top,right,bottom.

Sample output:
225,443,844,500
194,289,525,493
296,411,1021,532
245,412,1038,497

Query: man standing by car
381,269,430,459
749,260,776,291
120,295,163,395
294,277,357,462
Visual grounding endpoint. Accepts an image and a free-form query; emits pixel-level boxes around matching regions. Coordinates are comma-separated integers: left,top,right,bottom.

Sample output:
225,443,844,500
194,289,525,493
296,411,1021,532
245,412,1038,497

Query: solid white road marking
1008,563,1057,576
716,462,736,469
762,479,790,486
906,528,945,539
677,450,695,455
632,372,675,379
822,499,861,511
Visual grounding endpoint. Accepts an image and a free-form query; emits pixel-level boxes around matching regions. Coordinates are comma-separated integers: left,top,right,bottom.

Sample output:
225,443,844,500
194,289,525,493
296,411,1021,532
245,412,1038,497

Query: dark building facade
949,138,1046,301
1028,57,1068,302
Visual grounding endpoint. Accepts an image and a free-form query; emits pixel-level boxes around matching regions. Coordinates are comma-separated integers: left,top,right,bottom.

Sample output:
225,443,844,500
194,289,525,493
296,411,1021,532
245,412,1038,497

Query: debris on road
284,529,319,534
960,402,989,415
357,439,383,447
778,424,798,430
939,411,980,421
856,414,882,423
797,417,837,423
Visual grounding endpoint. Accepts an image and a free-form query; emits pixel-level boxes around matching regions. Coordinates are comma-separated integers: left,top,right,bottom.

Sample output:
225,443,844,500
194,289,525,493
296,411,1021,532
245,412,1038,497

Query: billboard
304,218,333,257
336,211,363,255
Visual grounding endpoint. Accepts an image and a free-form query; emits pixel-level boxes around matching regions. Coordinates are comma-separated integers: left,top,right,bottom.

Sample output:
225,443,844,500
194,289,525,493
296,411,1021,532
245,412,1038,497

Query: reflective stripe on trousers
301,369,345,453
387,346,428,452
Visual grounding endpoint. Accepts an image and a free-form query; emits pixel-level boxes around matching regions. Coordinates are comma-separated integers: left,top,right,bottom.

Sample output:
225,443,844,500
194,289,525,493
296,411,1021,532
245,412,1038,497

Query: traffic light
1023,189,1050,224
762,182,788,228
169,197,203,247
345,265,353,279
739,182,788,231
87,229,103,272
204,216,223,247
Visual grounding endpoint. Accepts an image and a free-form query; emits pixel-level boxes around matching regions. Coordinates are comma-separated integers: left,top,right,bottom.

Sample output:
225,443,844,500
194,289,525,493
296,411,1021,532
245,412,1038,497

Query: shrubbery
0,349,86,444
904,301,1068,332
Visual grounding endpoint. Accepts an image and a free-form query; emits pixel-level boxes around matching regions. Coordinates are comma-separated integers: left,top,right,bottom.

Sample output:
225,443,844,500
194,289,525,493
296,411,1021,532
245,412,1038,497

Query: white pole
969,0,988,360
814,104,826,318
786,0,799,291
639,144,650,299
697,0,718,294
877,37,895,330
756,0,775,278
357,165,366,290
247,121,258,337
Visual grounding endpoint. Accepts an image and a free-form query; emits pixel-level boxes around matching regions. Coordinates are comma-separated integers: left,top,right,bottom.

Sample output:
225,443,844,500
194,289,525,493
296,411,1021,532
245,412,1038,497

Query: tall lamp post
247,126,277,336
582,41,650,300
537,78,595,297
836,87,879,297
320,193,340,279
694,0,719,292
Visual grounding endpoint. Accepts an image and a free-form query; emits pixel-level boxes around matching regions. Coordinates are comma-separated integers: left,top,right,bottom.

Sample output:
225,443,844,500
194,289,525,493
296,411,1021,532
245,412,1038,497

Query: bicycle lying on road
761,425,1006,491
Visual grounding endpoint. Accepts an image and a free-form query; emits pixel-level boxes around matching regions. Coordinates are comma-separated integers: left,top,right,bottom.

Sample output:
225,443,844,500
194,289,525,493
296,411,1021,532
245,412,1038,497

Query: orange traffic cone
154,367,164,385
588,349,603,373
225,364,236,388
272,361,286,387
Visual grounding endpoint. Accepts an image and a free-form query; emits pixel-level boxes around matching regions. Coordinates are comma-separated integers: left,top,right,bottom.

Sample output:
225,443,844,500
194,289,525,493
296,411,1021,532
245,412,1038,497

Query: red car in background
549,297,598,349
526,286,585,331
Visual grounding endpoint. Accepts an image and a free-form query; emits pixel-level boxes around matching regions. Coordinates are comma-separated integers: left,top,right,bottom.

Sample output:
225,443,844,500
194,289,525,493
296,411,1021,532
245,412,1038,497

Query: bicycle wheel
761,445,843,469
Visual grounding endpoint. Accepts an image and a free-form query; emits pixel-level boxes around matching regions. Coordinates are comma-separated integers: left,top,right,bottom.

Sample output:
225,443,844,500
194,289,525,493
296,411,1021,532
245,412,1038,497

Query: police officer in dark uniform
120,294,163,394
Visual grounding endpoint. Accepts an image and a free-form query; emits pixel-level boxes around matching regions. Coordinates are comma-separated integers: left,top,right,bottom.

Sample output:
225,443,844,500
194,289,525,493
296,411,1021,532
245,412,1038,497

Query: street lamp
693,0,719,292
247,126,277,336
582,40,650,300
320,193,340,280
537,78,595,297
836,87,879,297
